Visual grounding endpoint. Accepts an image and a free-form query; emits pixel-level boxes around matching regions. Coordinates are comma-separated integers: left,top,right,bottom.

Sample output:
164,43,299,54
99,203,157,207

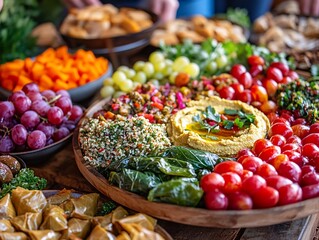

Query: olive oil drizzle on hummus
186,106,256,141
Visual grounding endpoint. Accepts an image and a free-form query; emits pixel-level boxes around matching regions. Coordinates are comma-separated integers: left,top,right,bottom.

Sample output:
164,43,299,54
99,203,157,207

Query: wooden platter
73,98,319,228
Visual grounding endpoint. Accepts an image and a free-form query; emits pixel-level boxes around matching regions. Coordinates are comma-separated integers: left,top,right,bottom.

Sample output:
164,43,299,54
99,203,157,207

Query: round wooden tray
73,98,319,228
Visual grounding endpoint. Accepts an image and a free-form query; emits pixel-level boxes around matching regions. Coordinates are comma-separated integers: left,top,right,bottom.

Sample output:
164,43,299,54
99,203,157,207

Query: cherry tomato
227,191,253,210
252,77,263,86
214,161,244,176
270,154,289,170
256,163,278,178
221,172,242,194
238,72,253,89
301,171,319,186
248,55,265,66
286,135,302,145
302,143,319,160
268,122,293,139
301,165,316,175
241,170,254,181
237,90,252,104
218,86,235,100
272,117,290,126
241,156,263,173
277,161,302,183
280,110,294,123
230,64,246,79
270,135,286,148
258,145,281,162
252,186,279,208
291,118,307,126
249,65,263,77
230,83,244,97
267,112,279,124
302,183,319,200
291,124,310,139
252,139,273,156
310,123,319,134
301,133,319,147
236,148,255,158
266,175,293,190
278,183,302,205
263,78,278,97
259,100,277,114
281,76,293,84
251,85,268,103
281,143,301,153
287,70,299,80
242,175,266,196
270,62,289,76
200,173,225,192
267,67,283,83
282,150,303,167
204,189,229,210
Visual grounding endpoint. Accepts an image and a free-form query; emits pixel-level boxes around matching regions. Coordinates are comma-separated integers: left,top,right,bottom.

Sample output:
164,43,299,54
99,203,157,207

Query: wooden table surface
30,142,319,240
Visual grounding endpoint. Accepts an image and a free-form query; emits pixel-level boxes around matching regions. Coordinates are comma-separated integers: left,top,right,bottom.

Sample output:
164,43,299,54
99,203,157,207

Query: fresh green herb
202,105,221,122
192,106,255,133
0,168,47,199
215,8,251,29
98,200,117,215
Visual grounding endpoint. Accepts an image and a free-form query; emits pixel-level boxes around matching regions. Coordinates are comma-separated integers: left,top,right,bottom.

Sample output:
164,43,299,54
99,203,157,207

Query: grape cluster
100,52,201,99
0,83,83,153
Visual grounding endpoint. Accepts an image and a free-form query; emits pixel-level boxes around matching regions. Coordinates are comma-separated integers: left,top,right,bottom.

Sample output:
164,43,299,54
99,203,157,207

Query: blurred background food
60,5,154,39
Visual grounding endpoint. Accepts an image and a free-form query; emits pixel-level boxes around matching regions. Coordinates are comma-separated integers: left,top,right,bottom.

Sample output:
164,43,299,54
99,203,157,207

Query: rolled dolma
0,232,28,240
87,225,116,240
40,205,68,231
61,218,91,239
10,212,42,231
0,194,16,219
71,193,99,219
0,219,14,232
27,230,61,240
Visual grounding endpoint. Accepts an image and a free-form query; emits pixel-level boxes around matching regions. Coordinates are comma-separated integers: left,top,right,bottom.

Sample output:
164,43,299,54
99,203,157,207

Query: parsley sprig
192,106,255,134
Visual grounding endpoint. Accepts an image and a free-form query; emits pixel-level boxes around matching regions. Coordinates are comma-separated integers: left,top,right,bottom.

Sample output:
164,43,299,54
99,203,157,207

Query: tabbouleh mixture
79,116,171,169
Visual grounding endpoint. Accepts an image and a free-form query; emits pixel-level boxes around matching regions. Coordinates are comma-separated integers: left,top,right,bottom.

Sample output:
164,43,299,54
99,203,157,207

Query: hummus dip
167,96,270,157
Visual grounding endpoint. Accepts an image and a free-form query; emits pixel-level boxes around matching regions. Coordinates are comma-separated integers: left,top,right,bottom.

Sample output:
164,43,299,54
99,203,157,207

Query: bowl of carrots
0,46,112,103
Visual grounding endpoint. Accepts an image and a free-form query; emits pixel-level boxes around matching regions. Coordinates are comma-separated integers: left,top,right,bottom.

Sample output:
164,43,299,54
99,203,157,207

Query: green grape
205,61,218,73
133,61,145,71
152,72,164,80
165,59,173,66
183,63,200,78
125,69,136,79
142,62,155,78
113,91,126,99
216,55,228,68
103,77,114,86
153,61,166,72
162,65,173,76
117,66,130,73
149,51,165,64
148,79,160,87
133,71,147,84
169,72,178,84
112,71,127,85
118,79,134,92
172,56,190,72
100,85,115,98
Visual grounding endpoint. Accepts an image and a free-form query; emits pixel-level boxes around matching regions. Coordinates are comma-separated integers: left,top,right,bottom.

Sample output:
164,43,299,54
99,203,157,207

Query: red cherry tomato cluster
200,112,319,210
211,56,299,115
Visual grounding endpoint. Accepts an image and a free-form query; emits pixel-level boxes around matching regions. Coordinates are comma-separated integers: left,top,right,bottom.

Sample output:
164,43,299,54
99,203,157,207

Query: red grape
12,95,32,115
11,124,27,146
41,90,56,101
36,122,55,140
0,135,15,153
56,90,71,99
27,130,46,150
54,96,72,115
31,100,50,117
20,110,40,129
69,105,83,121
0,101,15,119
22,83,40,94
53,127,70,141
47,107,64,125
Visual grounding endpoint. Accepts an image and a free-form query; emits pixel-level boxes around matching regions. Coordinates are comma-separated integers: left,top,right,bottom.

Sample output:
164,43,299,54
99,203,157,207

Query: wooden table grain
30,142,319,240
